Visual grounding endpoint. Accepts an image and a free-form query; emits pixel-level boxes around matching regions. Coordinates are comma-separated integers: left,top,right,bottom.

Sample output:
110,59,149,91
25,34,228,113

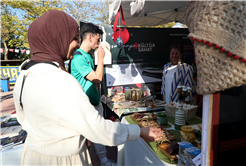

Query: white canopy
109,0,189,26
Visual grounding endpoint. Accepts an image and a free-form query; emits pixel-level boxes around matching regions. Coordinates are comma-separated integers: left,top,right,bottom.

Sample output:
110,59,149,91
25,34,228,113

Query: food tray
158,144,178,163
138,119,160,128
111,94,125,101
157,129,177,144
130,113,146,122
114,100,139,109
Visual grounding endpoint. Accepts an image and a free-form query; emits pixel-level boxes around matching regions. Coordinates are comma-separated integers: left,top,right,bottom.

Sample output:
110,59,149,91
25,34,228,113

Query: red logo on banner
0,48,3,53
21,50,25,53
134,42,139,49
9,49,14,52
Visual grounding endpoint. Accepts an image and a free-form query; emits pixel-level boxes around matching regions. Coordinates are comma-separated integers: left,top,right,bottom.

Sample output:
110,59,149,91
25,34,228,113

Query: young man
70,23,114,166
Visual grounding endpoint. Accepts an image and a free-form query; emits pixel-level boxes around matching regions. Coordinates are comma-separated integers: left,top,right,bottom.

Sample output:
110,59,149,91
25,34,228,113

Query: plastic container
185,147,201,166
178,156,187,166
0,77,10,92
178,141,194,163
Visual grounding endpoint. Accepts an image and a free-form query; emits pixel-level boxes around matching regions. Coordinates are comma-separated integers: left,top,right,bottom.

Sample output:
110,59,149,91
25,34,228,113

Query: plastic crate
1,77,10,92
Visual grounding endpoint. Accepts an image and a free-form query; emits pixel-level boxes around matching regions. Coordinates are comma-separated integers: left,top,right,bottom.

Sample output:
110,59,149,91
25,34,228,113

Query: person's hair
80,23,103,41
169,43,184,57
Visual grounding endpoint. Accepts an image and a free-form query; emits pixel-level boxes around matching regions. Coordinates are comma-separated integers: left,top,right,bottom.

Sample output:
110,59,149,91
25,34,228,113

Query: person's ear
88,34,92,42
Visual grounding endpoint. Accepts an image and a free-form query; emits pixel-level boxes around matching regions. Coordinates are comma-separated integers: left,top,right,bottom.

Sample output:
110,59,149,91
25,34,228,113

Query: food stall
87,0,204,165
105,1,246,166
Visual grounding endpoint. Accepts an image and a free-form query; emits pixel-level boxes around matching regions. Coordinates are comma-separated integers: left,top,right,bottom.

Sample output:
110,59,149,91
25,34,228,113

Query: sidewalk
1,85,16,116
0,85,117,165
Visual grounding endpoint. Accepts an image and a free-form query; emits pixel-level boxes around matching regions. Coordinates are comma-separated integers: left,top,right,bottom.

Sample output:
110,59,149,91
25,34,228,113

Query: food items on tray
148,113,157,119
159,141,179,155
125,88,143,101
157,129,176,144
112,94,125,101
166,141,179,155
137,100,147,107
158,141,179,163
159,142,170,151
139,119,160,128
131,113,146,121
117,100,137,108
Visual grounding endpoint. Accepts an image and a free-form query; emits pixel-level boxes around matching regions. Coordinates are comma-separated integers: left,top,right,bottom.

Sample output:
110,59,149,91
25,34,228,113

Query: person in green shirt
70,23,115,166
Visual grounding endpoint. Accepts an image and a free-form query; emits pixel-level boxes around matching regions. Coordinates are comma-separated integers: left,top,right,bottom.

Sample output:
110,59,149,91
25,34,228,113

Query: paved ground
0,85,117,166
1,85,15,116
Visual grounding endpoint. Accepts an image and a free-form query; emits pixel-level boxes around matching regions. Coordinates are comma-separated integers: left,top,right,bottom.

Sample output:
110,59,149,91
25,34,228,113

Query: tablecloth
1,144,23,165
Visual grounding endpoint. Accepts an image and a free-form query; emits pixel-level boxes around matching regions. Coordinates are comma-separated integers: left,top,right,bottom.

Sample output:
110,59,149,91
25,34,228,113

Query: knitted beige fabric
184,1,199,33
185,1,246,94
194,41,246,94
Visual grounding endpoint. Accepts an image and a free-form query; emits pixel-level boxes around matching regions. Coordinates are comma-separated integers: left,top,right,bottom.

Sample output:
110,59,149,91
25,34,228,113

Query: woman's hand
140,127,162,142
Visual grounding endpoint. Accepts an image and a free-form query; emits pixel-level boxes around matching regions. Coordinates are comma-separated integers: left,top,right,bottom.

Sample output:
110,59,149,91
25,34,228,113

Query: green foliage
1,0,113,61
63,0,113,26
2,0,64,48
1,0,64,60
93,0,114,26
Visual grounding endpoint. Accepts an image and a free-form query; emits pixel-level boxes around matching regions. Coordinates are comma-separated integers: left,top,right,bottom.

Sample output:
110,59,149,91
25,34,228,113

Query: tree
1,0,64,61
93,0,113,26
1,2,21,60
63,0,113,26
1,0,113,61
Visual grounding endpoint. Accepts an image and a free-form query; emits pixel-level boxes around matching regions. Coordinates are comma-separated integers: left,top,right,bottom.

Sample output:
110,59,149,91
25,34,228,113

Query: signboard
0,63,69,84
0,66,20,84
103,27,194,65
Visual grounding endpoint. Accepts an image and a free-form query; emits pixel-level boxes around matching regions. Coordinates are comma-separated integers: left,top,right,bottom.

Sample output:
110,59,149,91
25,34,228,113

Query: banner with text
0,66,20,84
103,27,194,65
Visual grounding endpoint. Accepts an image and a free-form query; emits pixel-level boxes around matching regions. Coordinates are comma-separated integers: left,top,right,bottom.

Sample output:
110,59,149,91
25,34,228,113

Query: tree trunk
3,40,8,60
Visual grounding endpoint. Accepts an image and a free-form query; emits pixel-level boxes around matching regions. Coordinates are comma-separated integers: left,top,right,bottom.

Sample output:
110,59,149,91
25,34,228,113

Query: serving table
101,94,202,165
1,144,23,165
117,115,202,166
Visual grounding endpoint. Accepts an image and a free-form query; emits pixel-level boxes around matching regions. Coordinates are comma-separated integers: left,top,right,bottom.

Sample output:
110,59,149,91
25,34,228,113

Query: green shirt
70,49,100,106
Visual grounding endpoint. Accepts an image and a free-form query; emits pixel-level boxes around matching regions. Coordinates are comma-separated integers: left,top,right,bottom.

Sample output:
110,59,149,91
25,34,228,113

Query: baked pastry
131,113,145,121
157,129,176,144
159,142,170,151
165,141,179,155
159,141,179,155
139,119,160,128
112,94,125,101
